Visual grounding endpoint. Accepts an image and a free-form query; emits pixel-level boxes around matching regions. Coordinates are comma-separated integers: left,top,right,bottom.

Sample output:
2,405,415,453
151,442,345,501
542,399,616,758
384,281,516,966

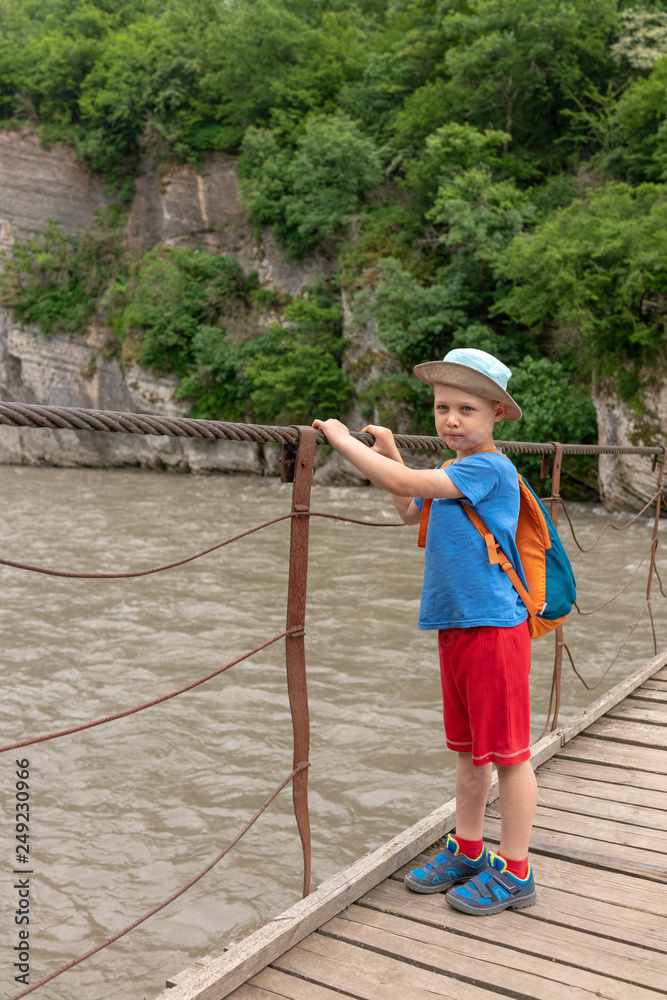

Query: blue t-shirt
414,451,529,630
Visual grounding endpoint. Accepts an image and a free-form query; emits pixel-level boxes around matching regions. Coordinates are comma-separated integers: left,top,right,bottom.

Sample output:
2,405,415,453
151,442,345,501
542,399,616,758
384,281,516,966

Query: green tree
392,0,618,162
239,113,382,257
267,9,373,141
360,256,467,367
495,356,598,491
495,356,597,446
180,283,354,423
493,181,667,396
342,0,447,142
616,55,667,180
243,326,354,425
404,122,510,215
176,329,247,420
430,169,536,262
116,246,248,375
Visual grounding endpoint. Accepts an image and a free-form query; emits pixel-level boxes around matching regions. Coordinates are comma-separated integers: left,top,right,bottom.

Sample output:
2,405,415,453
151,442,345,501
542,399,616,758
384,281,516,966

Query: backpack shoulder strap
460,500,539,617
416,454,539,617
417,498,433,548
417,458,452,549
416,451,501,549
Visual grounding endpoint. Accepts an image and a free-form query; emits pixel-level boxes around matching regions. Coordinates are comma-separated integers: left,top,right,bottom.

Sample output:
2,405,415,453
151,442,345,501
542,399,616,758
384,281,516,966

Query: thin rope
557,492,660,553
533,661,558,743
0,514,296,578
563,602,650,691
573,538,657,615
0,629,298,753
653,562,667,600
7,762,309,1000
0,512,405,579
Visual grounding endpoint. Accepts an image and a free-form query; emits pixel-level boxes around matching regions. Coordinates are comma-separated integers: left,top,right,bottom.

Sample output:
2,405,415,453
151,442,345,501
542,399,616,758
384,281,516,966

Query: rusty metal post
549,444,565,732
646,448,666,654
282,426,316,897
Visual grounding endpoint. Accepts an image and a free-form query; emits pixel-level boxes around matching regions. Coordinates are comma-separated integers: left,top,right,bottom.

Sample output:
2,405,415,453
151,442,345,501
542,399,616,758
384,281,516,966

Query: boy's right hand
362,425,404,464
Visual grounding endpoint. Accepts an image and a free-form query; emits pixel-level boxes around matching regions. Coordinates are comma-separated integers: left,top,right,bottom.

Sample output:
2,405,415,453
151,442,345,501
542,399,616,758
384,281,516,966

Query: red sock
453,835,484,860
499,854,529,879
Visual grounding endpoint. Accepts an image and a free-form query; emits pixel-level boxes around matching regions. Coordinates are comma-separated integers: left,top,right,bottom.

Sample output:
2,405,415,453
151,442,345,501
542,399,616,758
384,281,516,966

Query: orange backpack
417,456,576,639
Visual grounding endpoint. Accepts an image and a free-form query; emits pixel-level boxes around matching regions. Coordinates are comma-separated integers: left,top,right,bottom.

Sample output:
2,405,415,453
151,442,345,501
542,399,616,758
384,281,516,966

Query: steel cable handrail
7,762,309,1000
0,400,664,456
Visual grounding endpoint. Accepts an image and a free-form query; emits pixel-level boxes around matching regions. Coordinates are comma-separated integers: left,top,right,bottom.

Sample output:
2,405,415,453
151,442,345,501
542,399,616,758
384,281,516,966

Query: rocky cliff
0,130,663,508
594,383,666,511
0,129,332,475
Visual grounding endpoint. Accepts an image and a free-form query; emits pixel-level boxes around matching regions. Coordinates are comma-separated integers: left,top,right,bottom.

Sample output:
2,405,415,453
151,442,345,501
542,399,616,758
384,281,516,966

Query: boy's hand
362,424,404,464
312,418,351,447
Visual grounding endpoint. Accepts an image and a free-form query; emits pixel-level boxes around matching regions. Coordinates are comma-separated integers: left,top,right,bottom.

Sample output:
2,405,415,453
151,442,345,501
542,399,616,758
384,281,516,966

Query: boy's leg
445,758,537,914
455,752,492,842
404,752,489,894
441,623,537,913
497,758,537,862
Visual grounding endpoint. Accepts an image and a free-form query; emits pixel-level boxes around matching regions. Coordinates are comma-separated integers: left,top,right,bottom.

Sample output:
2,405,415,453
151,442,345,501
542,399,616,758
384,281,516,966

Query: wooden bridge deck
159,651,667,1000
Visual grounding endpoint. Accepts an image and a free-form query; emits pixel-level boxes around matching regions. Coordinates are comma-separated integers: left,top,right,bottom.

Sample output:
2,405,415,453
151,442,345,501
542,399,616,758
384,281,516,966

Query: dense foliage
5,0,667,488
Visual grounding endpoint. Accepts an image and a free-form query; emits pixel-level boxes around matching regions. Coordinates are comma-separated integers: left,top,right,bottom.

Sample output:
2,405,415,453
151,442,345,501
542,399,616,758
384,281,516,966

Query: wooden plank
639,678,667,691
169,951,226,987
585,716,667,749
320,906,661,1000
228,968,349,1000
655,665,667,680
537,767,667,812
629,687,667,702
534,784,667,831
337,898,667,991
556,735,667,772
482,815,667,880
539,754,667,793
607,699,667,724
397,842,667,918
274,935,496,1000
368,874,667,955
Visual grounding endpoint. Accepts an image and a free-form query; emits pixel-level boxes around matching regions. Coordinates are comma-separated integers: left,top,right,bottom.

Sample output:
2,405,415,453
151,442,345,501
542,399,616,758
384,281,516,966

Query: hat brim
414,361,522,422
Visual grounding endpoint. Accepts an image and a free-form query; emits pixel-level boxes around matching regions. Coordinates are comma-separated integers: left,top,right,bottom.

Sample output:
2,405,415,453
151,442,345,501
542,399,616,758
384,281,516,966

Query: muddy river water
0,464,664,1000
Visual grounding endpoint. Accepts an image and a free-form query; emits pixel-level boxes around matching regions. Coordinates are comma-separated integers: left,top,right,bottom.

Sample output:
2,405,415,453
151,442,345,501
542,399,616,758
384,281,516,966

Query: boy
312,347,537,914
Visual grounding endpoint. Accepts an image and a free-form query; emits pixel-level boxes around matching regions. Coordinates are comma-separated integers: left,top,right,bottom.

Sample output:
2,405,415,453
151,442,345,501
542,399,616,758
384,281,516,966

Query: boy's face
433,383,508,458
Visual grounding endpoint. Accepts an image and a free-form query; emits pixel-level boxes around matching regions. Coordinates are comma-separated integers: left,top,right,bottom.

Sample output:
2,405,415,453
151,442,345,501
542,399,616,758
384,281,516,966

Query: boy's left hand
312,418,351,446
362,424,404,464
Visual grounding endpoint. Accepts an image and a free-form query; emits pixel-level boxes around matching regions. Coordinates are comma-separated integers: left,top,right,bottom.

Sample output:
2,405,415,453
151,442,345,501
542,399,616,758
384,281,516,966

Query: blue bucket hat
413,348,522,421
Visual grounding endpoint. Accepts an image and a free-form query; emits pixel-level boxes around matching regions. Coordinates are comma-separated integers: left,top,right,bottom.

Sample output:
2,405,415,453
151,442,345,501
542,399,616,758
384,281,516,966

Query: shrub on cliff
178,280,354,424
239,113,383,258
113,246,248,375
0,213,126,335
242,295,354,424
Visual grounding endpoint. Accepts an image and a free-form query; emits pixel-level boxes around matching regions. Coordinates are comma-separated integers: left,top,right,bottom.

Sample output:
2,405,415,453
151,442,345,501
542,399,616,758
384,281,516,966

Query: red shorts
438,622,531,767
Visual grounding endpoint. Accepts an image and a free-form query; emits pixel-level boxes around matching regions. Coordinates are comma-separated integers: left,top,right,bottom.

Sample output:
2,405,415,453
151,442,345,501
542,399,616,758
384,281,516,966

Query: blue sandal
404,834,486,894
445,851,536,914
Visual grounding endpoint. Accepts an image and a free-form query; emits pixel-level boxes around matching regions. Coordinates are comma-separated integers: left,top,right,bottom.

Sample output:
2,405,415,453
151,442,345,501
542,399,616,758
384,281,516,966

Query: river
0,464,664,1000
